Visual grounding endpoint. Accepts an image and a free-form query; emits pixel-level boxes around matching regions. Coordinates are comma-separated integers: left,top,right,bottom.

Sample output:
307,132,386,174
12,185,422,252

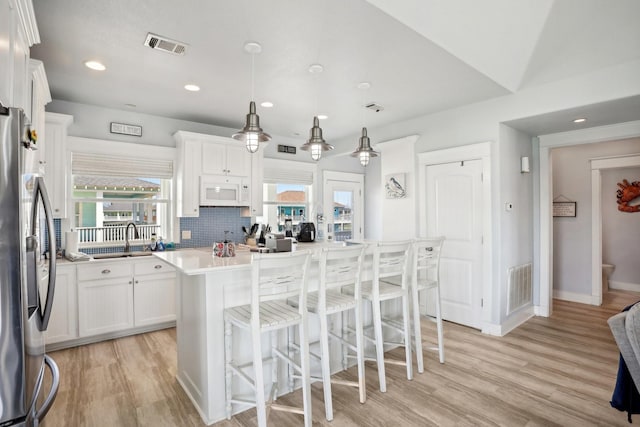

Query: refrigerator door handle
35,355,60,424
31,177,57,331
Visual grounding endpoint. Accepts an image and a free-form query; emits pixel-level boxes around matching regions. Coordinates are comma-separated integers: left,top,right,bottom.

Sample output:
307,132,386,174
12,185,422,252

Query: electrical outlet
182,230,192,240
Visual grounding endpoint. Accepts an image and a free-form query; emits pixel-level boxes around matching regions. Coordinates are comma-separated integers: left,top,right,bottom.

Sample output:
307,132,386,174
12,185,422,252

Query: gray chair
608,302,640,392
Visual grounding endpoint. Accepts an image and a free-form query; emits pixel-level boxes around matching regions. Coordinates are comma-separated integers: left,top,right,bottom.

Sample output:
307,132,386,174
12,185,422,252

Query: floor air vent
507,263,532,315
144,33,188,56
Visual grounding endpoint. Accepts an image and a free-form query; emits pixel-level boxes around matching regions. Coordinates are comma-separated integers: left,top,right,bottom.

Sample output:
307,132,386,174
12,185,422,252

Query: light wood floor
43,290,640,427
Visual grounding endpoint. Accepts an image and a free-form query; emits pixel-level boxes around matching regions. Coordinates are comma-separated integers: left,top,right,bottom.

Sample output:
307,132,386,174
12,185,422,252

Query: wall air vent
365,102,384,112
144,33,188,56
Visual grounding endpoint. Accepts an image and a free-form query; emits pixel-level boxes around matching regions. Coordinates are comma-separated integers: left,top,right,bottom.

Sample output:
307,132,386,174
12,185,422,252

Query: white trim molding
553,290,596,306
482,306,534,337
610,281,640,293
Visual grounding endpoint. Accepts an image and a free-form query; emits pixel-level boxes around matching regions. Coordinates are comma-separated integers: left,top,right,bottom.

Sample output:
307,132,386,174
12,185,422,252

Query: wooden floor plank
42,290,639,426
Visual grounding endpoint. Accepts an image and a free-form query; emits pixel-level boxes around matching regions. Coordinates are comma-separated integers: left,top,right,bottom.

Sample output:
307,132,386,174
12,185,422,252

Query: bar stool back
224,250,312,427
412,236,445,372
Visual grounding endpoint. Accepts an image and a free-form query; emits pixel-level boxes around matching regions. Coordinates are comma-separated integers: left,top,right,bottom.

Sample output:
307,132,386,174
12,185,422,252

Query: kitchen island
153,243,354,425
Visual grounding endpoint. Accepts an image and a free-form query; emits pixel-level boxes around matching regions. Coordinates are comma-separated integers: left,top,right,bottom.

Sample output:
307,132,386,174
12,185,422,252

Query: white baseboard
610,280,640,292
481,306,534,337
553,289,595,305
534,305,549,317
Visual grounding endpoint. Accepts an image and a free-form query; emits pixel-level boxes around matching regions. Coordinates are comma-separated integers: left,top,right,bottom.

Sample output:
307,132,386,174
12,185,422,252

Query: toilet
602,263,615,293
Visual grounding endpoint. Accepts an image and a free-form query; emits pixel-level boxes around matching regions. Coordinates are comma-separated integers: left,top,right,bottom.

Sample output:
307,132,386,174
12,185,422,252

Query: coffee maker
297,222,316,242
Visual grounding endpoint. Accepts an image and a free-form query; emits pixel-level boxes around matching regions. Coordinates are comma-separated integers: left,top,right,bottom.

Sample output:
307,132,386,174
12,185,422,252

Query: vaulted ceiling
30,0,640,144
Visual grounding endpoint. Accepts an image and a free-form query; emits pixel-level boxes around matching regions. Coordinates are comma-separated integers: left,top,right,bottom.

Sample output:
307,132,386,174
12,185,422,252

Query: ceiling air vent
144,33,188,56
365,102,384,112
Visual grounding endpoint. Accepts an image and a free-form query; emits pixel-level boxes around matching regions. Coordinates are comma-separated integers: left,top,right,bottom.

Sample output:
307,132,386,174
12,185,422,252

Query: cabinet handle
154,264,162,269
135,280,139,284
54,208,59,212
129,280,132,284
102,269,111,274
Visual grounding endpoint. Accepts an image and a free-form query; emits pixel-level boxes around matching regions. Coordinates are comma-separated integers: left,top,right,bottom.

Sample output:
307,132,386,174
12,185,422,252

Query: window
70,149,174,249
260,159,316,236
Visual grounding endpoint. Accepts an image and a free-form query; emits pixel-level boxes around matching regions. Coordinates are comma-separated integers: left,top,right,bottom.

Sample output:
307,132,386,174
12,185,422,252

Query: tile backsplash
179,207,251,248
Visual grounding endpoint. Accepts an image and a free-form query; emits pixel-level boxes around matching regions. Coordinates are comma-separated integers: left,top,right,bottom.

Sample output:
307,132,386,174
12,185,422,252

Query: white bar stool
224,251,313,427
411,236,445,372
302,245,367,420
353,240,413,392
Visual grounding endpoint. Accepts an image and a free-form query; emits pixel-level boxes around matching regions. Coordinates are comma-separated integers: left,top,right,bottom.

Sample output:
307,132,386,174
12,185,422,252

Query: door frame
538,120,640,316
323,171,364,241
417,142,493,332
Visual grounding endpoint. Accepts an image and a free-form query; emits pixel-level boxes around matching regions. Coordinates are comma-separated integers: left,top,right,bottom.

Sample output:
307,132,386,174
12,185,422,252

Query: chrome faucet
124,222,139,253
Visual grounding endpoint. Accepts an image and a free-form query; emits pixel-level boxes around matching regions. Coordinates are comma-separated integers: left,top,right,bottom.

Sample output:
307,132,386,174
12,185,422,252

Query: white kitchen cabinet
77,262,134,337
201,141,250,177
0,1,12,106
44,112,73,218
45,264,78,345
175,133,202,217
22,60,51,175
133,259,176,327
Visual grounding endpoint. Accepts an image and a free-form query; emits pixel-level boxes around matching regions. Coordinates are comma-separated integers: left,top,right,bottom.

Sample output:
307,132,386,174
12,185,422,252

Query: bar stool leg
298,317,313,427
271,330,279,401
372,299,387,392
402,294,413,380
252,326,268,427
287,325,295,392
224,319,233,419
355,298,366,403
341,311,348,371
412,284,424,373
319,312,333,421
435,286,445,364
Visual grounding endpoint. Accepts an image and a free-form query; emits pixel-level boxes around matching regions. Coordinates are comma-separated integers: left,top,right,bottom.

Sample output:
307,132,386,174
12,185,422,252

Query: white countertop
153,242,349,275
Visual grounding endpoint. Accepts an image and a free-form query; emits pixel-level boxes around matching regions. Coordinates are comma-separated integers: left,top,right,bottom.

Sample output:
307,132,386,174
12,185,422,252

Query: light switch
182,230,192,240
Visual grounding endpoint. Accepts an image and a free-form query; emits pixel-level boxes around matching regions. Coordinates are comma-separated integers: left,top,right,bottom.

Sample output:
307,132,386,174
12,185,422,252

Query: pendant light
232,42,271,153
351,127,378,166
300,63,333,161
351,81,378,166
300,116,334,161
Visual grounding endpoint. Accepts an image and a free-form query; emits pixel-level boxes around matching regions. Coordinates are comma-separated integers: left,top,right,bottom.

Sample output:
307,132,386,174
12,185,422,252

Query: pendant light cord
251,52,255,101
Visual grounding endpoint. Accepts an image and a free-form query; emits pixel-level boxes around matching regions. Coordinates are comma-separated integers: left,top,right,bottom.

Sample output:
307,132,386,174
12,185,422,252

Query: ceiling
30,0,640,145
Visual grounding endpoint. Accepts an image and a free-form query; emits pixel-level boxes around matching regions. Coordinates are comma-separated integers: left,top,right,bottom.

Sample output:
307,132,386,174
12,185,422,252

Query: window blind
263,168,314,185
72,152,174,179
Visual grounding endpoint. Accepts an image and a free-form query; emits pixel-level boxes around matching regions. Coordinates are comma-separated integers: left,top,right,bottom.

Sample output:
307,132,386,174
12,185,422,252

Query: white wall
497,125,534,320
601,165,640,289
552,138,640,296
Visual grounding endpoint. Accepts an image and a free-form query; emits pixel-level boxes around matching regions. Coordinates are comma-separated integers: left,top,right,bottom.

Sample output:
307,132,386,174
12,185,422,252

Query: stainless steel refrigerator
0,104,59,426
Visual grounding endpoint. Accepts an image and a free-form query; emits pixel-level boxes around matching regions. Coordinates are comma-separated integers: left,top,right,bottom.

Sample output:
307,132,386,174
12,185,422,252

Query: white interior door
426,160,483,329
323,172,364,242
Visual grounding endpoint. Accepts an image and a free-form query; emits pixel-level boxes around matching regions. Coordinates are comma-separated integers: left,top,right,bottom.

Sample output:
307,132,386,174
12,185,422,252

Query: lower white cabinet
133,259,176,327
77,262,134,337
50,257,176,347
45,264,77,344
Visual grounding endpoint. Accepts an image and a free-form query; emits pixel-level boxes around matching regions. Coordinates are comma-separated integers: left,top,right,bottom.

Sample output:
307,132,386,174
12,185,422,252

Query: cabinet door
44,113,73,218
78,277,134,337
201,142,226,175
225,144,251,176
177,139,201,217
45,265,78,345
134,272,176,327
11,21,29,113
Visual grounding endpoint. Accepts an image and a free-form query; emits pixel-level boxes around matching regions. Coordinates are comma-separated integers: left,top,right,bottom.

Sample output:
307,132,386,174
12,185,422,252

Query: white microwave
200,175,250,207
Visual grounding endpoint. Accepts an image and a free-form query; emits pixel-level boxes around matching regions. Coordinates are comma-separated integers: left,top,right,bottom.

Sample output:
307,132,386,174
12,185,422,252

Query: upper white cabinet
0,0,41,109
21,60,51,175
44,112,73,218
174,131,262,218
201,142,250,176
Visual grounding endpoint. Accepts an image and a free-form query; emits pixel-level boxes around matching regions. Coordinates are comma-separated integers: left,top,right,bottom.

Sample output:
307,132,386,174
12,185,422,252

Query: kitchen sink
92,252,153,259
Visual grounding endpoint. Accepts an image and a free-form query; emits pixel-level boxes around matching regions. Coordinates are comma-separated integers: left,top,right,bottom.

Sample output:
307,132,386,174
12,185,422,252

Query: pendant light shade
351,127,378,166
232,101,271,153
300,116,333,161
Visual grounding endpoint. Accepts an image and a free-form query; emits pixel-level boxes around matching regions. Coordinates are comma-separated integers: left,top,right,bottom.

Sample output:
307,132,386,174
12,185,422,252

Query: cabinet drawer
134,259,175,276
77,262,133,281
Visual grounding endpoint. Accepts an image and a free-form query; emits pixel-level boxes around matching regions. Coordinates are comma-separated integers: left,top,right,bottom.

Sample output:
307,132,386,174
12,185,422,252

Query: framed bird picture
385,173,407,199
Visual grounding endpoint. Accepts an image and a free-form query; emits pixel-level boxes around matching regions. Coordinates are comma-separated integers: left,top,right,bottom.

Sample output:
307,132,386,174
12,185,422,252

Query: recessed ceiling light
261,101,274,108
573,118,587,123
184,84,200,92
308,64,324,74
84,61,106,71
357,82,371,90
124,103,136,108
317,114,328,120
